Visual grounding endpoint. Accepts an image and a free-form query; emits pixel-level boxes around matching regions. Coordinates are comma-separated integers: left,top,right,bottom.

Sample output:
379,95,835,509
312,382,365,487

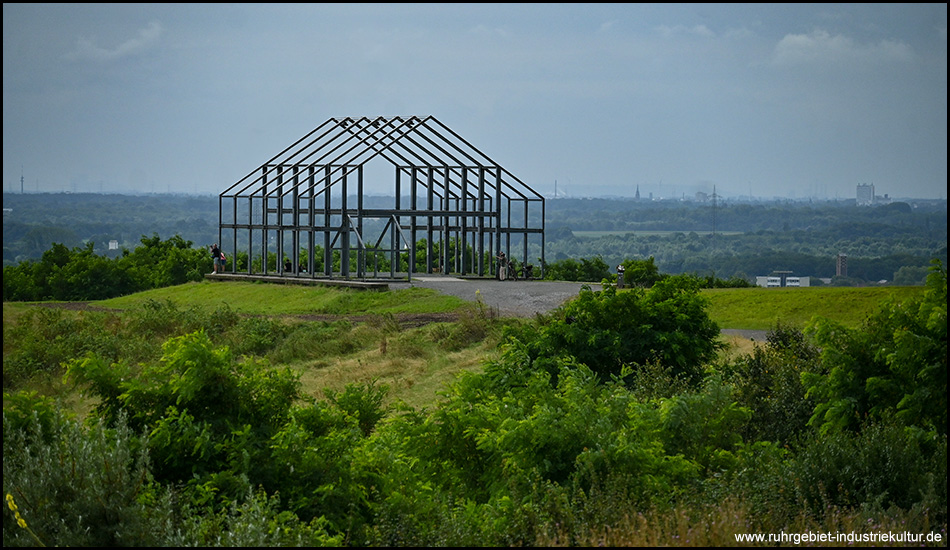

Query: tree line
4,193,946,286
2,233,940,304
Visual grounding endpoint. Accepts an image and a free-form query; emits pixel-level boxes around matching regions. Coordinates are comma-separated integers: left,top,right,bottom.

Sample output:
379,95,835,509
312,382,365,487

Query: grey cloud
65,20,163,62
772,30,915,67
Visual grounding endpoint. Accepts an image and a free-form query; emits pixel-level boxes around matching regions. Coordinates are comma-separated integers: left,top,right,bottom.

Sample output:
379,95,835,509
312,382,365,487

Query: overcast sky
3,3,947,200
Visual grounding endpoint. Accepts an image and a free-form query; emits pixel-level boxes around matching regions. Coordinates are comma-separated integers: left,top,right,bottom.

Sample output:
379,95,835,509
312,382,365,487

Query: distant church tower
635,185,640,200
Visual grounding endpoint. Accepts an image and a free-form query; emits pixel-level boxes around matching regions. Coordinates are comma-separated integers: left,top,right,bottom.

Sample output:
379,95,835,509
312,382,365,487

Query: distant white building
857,183,875,206
756,271,810,288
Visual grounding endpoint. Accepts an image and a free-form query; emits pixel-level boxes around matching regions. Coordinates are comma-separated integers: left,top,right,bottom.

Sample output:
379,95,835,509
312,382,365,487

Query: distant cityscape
3,175,946,205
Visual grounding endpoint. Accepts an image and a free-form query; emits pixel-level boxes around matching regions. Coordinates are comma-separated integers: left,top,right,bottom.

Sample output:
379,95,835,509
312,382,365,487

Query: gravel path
397,276,600,318
398,276,769,341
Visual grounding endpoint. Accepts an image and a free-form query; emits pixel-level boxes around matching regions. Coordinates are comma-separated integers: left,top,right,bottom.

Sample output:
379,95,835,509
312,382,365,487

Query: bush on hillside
504,275,721,383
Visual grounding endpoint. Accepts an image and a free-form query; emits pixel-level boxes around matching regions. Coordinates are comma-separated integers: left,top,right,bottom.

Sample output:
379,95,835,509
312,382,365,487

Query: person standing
210,243,221,274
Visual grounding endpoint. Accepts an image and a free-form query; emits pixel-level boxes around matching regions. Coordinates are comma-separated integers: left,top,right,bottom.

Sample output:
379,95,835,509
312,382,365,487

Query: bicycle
506,261,518,281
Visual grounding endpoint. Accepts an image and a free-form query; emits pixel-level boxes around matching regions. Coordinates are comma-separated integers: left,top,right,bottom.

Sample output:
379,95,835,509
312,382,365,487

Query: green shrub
3,307,125,388
2,392,344,547
201,303,242,337
543,256,612,282
166,489,344,547
358,346,700,545
783,422,947,520
123,298,193,340
1,391,63,445
618,256,662,287
64,331,302,501
659,376,752,473
325,379,390,437
3,397,168,547
266,320,357,364
437,301,501,351
231,316,291,356
267,401,371,537
505,276,721,384
2,300,251,391
626,360,693,401
3,235,208,302
803,260,947,435
721,322,818,445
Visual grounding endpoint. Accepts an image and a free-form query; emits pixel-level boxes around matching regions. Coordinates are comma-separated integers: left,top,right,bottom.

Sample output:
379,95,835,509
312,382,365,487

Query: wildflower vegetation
3,257,946,546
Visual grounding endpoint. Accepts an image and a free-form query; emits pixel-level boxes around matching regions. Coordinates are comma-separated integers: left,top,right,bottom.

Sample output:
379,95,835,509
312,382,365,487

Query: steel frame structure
217,116,545,280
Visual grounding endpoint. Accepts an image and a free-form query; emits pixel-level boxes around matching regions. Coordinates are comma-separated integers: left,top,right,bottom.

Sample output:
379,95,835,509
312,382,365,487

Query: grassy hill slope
702,285,925,330
97,280,469,316
87,279,927,331
3,281,925,411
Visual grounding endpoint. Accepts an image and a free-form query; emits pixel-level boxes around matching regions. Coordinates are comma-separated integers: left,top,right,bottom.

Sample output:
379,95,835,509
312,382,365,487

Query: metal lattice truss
217,116,545,280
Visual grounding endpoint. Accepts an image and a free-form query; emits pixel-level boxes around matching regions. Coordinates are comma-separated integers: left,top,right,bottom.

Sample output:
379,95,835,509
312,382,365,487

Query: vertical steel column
247,194,253,274
323,165,332,276
276,165,285,274
541,199,546,278
426,166,434,273
393,168,401,278
460,167,468,275
229,197,237,273
357,165,364,278
341,166,349,277
261,166,269,275
216,195,223,267
505,196,511,263
495,166,502,269
442,167,450,274
477,167,485,276
523,199,529,274
409,167,417,277
291,166,300,274
457,180,464,274
308,166,316,277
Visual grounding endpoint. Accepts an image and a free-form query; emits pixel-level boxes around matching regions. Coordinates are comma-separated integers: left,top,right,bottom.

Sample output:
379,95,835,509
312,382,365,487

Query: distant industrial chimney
836,253,848,277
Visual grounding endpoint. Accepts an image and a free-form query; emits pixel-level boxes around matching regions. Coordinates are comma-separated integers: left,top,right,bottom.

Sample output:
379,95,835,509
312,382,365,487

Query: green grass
572,230,743,238
8,280,924,331
96,280,469,316
702,285,926,330
4,281,927,413
2,281,490,413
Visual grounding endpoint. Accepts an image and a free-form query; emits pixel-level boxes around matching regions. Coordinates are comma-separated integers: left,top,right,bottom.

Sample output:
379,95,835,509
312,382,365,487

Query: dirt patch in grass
290,312,463,329
28,302,462,329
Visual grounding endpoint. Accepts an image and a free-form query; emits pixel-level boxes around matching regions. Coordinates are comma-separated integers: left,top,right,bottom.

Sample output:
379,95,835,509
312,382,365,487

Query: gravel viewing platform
393,276,602,318
396,276,768,341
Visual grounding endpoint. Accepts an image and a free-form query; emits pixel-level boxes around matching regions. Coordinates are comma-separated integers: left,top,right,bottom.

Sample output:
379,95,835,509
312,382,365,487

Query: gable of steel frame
220,116,543,204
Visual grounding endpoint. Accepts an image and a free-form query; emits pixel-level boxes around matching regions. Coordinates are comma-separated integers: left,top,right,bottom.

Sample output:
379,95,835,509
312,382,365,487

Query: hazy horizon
3,188,945,205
